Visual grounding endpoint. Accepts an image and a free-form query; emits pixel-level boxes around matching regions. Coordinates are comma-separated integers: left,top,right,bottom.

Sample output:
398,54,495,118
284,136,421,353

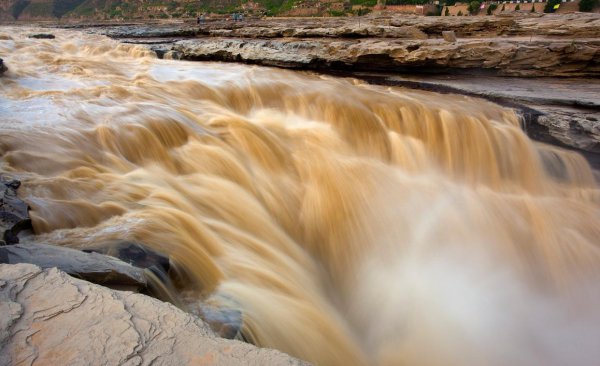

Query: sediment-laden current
1,27,600,366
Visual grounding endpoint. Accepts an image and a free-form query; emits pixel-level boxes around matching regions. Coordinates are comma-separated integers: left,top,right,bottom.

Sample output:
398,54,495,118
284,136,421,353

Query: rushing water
1,27,600,365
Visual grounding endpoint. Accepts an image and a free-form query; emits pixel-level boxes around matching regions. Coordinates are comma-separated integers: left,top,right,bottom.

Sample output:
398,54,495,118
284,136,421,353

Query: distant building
442,0,581,16
374,1,438,14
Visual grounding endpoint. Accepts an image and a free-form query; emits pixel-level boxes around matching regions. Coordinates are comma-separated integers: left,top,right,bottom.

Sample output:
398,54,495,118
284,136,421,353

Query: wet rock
535,107,600,154
442,31,457,43
195,294,244,339
0,177,31,245
0,59,6,75
0,263,309,366
83,240,170,273
28,33,55,39
0,243,147,290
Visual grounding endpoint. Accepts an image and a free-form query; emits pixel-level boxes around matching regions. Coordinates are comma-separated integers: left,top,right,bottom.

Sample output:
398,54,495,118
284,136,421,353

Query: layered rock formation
97,13,600,77
0,263,309,365
169,37,599,77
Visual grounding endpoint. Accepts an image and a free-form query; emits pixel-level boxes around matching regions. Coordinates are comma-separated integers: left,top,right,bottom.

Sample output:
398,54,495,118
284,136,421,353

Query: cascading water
1,27,599,366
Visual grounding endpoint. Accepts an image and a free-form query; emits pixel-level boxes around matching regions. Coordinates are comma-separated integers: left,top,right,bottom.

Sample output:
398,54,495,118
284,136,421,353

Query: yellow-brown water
1,27,600,365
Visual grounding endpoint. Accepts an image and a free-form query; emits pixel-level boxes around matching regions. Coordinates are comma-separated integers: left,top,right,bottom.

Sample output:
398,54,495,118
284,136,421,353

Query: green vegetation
515,3,520,10
501,3,505,11
579,0,599,11
10,0,30,19
53,0,87,18
387,0,428,5
530,4,535,11
351,0,377,6
457,9,463,15
486,3,497,15
353,7,372,15
328,9,345,16
73,6,95,15
263,0,288,15
444,6,449,15
25,2,53,17
166,1,177,11
467,0,481,14
544,0,561,12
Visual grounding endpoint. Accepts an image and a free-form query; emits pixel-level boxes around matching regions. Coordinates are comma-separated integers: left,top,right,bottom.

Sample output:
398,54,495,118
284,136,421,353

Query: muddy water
1,27,599,365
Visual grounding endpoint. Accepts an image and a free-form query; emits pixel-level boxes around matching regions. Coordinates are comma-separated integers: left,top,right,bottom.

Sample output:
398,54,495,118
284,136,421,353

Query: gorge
1,19,600,366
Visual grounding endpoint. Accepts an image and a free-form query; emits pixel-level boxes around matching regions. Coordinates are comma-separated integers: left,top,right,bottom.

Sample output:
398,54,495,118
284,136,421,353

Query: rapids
1,27,600,366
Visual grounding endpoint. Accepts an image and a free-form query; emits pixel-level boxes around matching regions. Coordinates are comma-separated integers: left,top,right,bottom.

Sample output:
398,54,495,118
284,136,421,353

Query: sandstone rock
0,243,147,290
0,177,31,245
535,107,600,154
172,37,600,77
98,14,600,41
442,31,457,42
0,263,309,366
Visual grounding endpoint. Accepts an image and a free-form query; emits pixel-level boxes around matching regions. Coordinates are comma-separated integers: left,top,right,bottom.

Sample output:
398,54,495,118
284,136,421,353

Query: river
1,27,600,365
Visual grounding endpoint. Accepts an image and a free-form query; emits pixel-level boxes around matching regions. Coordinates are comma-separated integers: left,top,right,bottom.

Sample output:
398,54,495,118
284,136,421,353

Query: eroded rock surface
171,37,600,77
96,13,600,77
0,263,309,366
0,243,147,290
99,13,600,40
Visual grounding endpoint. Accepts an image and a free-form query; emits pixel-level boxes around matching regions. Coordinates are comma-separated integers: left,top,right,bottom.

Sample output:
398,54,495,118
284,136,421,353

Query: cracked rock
0,263,309,366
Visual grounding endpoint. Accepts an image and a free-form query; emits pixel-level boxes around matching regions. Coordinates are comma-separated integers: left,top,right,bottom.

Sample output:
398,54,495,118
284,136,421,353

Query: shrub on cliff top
468,0,481,14
544,0,561,12
579,0,599,11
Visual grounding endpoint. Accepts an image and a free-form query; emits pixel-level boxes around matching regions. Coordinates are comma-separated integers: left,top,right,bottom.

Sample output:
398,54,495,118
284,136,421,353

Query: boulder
0,243,147,290
0,177,31,245
442,31,457,42
83,240,170,273
0,263,309,366
28,34,55,39
195,294,244,340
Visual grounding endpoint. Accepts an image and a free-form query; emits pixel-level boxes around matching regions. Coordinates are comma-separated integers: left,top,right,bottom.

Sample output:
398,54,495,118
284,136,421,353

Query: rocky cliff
97,13,600,77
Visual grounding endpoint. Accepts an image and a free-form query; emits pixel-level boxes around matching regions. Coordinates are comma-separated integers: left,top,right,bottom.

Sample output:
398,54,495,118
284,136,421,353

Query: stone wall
376,4,438,15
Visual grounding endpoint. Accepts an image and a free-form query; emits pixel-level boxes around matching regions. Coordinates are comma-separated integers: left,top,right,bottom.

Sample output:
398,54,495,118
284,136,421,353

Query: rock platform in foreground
0,263,309,366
